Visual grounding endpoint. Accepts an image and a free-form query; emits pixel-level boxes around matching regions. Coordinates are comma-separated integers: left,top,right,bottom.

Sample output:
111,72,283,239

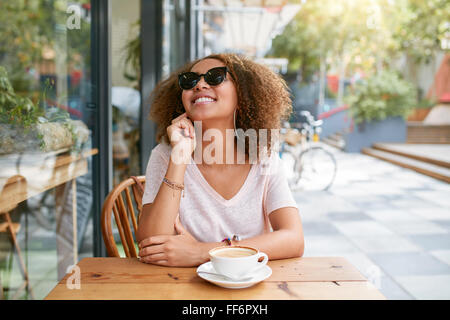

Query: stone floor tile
353,183,406,197
377,275,415,300
390,197,437,210
406,234,450,251
357,201,400,211
386,177,432,190
302,221,340,236
338,255,412,300
341,252,378,277
430,250,450,266
303,234,360,256
333,220,396,237
368,252,450,276
351,196,398,210
390,170,446,185
326,211,372,221
365,209,423,222
412,190,450,208
384,220,448,235
329,186,373,198
431,182,450,192
432,220,450,231
295,193,360,218
410,207,450,221
350,235,421,253
394,275,450,299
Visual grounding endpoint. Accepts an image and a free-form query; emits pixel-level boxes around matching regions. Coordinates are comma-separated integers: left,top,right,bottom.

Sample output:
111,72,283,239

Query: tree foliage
268,0,449,79
0,0,91,94
392,0,450,63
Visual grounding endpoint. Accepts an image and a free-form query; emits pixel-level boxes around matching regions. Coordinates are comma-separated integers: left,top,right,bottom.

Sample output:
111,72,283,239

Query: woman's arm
197,207,304,262
237,207,304,259
139,207,304,267
137,112,196,243
136,158,187,242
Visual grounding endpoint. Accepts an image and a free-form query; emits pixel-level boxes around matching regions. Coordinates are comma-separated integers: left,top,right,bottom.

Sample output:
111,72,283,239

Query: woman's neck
193,120,248,168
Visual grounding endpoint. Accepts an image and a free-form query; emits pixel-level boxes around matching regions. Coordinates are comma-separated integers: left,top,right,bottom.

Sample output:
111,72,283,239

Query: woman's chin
187,109,216,122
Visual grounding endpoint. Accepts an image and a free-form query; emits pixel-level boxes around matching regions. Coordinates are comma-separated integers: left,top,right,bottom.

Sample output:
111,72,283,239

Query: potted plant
0,66,89,155
344,70,417,152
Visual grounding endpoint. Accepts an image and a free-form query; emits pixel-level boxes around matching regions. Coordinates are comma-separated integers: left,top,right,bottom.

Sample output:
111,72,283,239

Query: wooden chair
101,176,145,257
0,175,34,299
0,207,34,299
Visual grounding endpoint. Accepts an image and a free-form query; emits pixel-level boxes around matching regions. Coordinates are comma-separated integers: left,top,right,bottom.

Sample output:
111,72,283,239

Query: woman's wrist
198,242,222,264
166,156,188,182
169,146,193,167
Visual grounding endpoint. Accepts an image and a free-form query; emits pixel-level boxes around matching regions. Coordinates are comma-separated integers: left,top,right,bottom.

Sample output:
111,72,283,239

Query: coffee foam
211,246,257,258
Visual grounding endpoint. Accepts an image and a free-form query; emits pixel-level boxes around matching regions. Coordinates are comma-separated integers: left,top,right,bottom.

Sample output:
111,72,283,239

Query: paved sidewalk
289,145,450,300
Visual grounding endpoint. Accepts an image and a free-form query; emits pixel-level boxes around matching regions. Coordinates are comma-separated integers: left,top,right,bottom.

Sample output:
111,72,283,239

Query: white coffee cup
209,245,268,280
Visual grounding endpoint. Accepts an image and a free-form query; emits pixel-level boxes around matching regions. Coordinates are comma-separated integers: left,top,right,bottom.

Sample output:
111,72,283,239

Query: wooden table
0,148,98,211
45,257,386,300
0,148,98,279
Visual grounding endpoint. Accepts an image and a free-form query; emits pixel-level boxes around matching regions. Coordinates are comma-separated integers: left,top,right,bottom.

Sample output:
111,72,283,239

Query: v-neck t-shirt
142,143,299,243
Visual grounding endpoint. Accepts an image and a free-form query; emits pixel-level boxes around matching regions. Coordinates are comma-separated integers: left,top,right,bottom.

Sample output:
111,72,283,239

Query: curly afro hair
148,53,293,160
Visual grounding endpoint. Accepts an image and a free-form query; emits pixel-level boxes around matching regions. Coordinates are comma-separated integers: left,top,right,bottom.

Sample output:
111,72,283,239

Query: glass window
162,0,173,77
111,0,141,187
0,0,95,299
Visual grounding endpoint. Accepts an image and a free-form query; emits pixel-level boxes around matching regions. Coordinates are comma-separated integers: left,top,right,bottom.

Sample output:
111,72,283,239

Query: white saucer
196,262,272,289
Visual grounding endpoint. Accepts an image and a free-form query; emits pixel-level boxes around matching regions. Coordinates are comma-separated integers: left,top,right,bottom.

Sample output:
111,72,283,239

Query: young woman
136,53,304,267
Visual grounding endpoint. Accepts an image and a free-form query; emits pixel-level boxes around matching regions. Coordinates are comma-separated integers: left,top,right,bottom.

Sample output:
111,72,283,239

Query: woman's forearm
197,229,304,264
237,229,304,260
136,157,187,242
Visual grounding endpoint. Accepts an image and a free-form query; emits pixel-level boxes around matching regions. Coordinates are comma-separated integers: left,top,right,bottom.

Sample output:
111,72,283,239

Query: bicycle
279,111,337,191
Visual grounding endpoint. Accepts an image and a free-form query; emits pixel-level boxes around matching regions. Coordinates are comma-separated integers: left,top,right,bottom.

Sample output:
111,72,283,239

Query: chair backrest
101,176,145,257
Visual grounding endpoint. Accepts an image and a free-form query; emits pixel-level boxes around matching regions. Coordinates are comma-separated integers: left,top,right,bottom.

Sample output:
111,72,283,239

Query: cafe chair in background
101,176,145,257
0,175,34,299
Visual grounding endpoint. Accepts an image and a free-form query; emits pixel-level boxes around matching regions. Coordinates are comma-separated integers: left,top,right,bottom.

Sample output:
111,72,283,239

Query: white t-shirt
142,143,299,243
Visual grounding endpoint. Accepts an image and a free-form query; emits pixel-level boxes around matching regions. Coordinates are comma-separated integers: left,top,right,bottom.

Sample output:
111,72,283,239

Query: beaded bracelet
221,235,240,246
162,177,185,198
221,237,232,246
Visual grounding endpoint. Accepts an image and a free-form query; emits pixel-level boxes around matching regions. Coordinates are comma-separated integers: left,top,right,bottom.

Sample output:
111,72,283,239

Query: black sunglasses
178,66,231,90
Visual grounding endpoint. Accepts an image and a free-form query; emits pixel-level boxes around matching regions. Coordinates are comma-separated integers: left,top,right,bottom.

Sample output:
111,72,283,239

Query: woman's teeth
194,97,215,104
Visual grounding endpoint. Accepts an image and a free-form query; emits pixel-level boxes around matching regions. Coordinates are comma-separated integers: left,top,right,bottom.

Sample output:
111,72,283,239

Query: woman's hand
138,217,204,267
166,112,196,164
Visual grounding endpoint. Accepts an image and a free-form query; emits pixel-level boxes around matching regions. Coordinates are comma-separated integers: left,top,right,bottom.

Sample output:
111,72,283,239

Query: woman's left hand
138,217,204,267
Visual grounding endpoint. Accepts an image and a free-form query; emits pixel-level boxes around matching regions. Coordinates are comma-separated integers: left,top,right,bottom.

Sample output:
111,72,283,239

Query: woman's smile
192,94,217,106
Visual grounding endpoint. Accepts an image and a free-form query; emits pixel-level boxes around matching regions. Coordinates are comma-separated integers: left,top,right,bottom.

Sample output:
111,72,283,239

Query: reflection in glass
0,0,94,299
111,0,141,187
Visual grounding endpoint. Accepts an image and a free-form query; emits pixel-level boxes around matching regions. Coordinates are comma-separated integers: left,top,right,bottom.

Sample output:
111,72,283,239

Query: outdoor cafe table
44,257,386,300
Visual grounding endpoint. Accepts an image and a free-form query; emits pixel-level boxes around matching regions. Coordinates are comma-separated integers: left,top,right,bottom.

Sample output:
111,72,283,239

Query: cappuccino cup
209,246,268,280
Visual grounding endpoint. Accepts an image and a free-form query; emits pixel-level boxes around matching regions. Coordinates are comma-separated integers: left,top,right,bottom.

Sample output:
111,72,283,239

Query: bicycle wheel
294,146,337,191
279,148,301,187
